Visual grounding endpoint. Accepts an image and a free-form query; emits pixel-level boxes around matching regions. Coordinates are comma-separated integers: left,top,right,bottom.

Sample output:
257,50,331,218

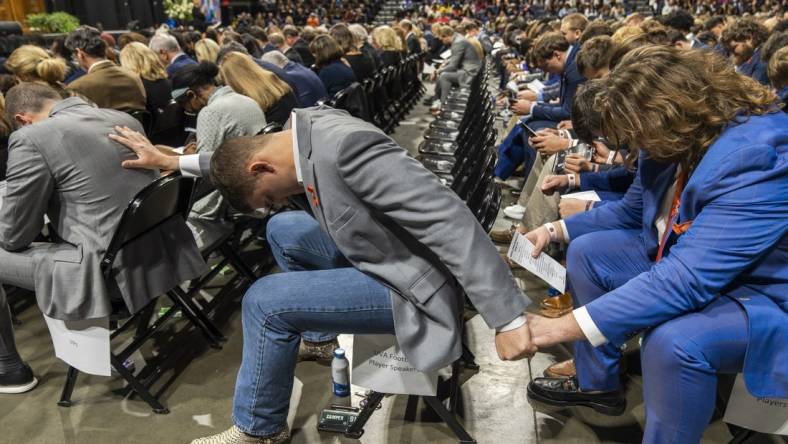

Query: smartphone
517,121,538,138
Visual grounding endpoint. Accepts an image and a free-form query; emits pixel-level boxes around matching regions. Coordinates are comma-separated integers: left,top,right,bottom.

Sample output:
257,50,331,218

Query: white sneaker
503,204,526,220
430,99,441,111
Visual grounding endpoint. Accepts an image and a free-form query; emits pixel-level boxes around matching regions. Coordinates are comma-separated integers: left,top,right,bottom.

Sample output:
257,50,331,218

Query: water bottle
331,348,350,398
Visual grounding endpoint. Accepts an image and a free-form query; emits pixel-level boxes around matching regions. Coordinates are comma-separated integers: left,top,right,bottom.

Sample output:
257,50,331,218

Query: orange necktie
656,171,688,262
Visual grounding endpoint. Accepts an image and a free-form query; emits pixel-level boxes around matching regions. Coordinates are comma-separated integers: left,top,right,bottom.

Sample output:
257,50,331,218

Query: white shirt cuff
559,219,571,242
573,306,607,347
179,154,202,178
496,315,526,333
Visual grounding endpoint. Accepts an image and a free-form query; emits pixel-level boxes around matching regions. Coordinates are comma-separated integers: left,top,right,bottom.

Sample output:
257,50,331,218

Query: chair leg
422,396,476,443
57,366,79,407
219,243,257,282
167,289,225,348
404,394,420,422
134,304,157,340
344,391,385,439
110,354,169,414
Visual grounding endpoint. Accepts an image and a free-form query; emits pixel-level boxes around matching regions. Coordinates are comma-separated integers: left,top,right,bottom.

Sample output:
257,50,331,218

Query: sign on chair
351,335,438,397
723,374,788,435
43,315,111,376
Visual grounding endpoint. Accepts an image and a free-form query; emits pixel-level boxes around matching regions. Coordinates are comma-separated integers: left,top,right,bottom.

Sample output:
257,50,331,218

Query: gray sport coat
444,33,484,79
0,98,207,321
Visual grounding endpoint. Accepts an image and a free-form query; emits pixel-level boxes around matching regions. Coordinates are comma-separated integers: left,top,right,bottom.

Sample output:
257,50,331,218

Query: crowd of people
0,2,786,444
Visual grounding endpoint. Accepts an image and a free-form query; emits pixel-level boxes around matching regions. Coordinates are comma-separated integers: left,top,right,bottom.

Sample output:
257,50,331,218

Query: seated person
217,42,303,103
149,32,198,77
311,35,357,97
721,18,770,85
0,83,206,392
65,26,146,112
109,106,538,444
119,42,173,115
524,46,787,443
260,50,328,107
219,52,299,126
768,46,788,106
330,23,376,82
495,32,586,182
429,25,484,110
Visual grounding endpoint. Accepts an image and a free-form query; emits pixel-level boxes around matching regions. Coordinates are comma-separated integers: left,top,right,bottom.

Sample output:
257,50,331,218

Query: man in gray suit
0,83,206,393
430,26,484,110
110,107,535,444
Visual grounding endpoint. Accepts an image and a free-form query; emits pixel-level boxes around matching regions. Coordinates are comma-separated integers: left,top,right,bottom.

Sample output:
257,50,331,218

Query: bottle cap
334,348,345,359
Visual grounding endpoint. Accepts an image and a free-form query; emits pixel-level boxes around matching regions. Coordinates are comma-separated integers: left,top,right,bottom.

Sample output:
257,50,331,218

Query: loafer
527,377,626,416
490,225,517,244
543,359,576,379
298,338,339,362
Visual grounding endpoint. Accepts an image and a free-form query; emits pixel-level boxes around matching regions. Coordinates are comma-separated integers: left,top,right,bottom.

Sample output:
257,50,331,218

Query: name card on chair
723,374,788,435
43,315,111,376
352,335,438,397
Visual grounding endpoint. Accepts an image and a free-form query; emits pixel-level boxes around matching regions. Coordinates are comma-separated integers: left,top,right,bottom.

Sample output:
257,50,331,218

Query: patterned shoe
490,225,517,244
298,338,339,362
190,425,290,444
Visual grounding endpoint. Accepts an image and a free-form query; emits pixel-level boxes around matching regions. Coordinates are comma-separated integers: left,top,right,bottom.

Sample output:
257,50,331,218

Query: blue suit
564,112,788,442
579,164,635,194
167,53,197,77
531,44,585,122
281,61,328,107
778,86,788,109
737,46,769,85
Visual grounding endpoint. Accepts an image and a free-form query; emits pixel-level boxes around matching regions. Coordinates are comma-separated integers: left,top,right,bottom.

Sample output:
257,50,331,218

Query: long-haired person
371,25,404,67
523,45,787,443
194,38,220,63
310,34,356,97
219,51,299,126
5,45,69,97
119,42,172,114
330,23,375,81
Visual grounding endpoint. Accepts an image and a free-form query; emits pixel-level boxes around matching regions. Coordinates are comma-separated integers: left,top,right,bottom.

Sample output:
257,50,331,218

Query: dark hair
576,36,615,75
247,26,267,42
241,33,262,57
5,82,61,129
773,20,788,34
696,31,718,47
579,21,613,44
216,41,249,64
50,37,72,59
329,23,356,54
721,18,769,49
118,32,148,49
65,25,107,58
204,28,219,43
704,16,725,32
761,32,788,66
221,30,243,44
530,32,570,64
171,61,219,91
210,134,274,213
282,27,299,39
661,9,694,34
310,34,344,67
571,79,604,143
667,29,688,45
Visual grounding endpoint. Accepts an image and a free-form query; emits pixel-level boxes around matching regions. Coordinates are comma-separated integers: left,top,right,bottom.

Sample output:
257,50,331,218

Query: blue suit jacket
737,47,769,85
778,86,788,110
579,165,635,194
167,53,197,77
531,44,585,122
283,61,328,107
565,112,788,399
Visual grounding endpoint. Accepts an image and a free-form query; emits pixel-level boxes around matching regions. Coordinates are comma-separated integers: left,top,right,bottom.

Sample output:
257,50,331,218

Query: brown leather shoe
490,225,517,244
539,305,573,318
544,359,576,378
298,338,339,362
540,292,573,310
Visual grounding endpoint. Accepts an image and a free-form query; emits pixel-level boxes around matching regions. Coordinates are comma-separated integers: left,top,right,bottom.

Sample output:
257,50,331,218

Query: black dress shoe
527,377,626,416
0,363,38,394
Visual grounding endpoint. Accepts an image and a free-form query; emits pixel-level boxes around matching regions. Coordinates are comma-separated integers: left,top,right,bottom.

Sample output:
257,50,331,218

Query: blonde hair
195,38,220,63
768,46,788,90
119,42,167,81
0,94,11,138
371,26,403,51
219,52,292,112
5,45,66,86
611,25,644,44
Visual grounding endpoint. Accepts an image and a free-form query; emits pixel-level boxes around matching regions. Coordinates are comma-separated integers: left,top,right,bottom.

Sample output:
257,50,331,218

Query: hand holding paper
508,232,566,293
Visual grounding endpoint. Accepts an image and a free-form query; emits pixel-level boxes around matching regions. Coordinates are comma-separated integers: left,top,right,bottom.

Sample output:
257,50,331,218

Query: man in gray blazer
0,83,206,393
110,106,535,444
431,26,484,109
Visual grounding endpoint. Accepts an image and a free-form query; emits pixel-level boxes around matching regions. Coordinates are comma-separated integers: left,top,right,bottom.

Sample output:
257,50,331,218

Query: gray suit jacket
285,107,528,371
0,98,207,320
444,33,483,79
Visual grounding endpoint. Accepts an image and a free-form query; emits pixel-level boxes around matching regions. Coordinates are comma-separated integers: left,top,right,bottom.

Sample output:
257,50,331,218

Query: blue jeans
266,211,350,343
567,229,749,443
233,212,395,436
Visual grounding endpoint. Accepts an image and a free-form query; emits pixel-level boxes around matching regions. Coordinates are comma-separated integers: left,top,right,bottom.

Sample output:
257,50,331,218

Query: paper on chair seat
508,232,566,293
352,334,438,396
723,374,788,435
43,315,111,376
440,49,452,59
563,190,601,201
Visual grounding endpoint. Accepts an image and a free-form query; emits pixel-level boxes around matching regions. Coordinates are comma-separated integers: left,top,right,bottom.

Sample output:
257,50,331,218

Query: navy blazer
532,44,585,122
318,60,357,97
167,53,197,77
579,164,635,194
737,47,769,85
565,112,788,399
282,61,328,107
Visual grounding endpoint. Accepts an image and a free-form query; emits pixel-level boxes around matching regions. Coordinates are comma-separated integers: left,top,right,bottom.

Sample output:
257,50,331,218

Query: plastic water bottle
331,348,350,398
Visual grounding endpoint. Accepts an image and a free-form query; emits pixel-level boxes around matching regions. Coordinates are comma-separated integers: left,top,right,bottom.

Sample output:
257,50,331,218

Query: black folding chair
58,174,225,414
